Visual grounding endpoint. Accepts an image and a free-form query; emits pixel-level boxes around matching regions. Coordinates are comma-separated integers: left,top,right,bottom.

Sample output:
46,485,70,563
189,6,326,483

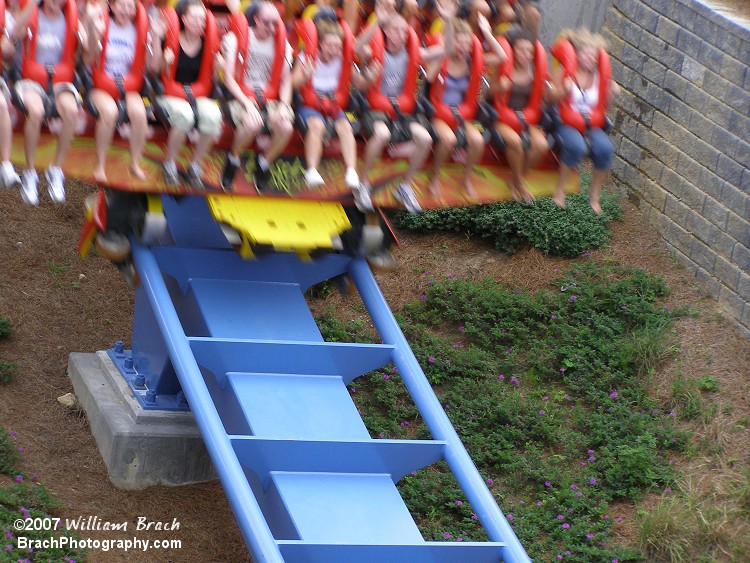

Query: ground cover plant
0,427,85,562
392,182,623,257
317,261,713,561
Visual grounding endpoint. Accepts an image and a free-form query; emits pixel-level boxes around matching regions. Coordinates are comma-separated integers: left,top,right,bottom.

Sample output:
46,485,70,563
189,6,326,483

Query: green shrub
393,188,622,257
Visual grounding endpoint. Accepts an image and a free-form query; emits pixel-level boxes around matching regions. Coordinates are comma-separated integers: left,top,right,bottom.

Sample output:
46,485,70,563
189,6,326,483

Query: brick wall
602,0,750,337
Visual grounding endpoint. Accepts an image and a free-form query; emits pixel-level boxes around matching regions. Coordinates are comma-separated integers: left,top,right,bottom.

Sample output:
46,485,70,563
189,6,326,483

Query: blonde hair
316,19,344,41
453,18,472,36
556,28,607,52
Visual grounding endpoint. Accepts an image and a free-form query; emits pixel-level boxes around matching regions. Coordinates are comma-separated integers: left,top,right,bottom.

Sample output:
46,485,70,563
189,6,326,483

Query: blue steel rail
123,196,530,562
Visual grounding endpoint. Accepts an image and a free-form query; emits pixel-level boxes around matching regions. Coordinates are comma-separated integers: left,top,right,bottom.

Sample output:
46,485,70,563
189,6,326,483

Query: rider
83,0,149,183
13,0,80,204
218,0,294,191
147,0,222,189
291,13,359,191
0,0,21,189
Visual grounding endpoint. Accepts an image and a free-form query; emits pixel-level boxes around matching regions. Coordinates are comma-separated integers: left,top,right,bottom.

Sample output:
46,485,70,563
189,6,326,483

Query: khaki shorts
227,99,291,128
14,79,83,108
156,95,223,137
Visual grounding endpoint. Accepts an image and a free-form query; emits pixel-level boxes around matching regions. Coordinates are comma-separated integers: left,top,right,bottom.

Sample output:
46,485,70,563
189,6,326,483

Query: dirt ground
0,178,748,562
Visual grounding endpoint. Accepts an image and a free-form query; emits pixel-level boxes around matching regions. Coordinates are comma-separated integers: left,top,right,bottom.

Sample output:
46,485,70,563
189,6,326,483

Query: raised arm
477,13,506,66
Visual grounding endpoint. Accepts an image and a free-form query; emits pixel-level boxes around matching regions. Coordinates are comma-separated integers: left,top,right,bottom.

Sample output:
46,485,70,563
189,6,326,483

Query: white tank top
104,20,137,77
36,11,67,66
570,72,599,114
312,55,342,94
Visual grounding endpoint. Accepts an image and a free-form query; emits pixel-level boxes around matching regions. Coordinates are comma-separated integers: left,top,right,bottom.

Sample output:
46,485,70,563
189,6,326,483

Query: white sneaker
394,183,422,214
305,168,325,187
0,162,21,189
45,165,66,203
21,169,39,206
345,167,359,189
353,182,374,213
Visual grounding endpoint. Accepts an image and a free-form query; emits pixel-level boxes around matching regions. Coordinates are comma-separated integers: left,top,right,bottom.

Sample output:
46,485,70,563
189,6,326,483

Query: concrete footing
67,351,216,490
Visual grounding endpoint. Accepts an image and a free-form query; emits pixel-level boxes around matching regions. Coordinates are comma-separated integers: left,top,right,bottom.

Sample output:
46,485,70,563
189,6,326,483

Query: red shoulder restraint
549,38,611,133
367,25,420,117
228,11,287,102
429,33,484,129
494,36,548,133
21,0,79,86
92,3,149,97
161,6,219,99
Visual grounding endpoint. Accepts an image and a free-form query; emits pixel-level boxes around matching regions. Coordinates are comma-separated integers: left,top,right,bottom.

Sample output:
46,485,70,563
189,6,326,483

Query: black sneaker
254,161,272,192
221,156,240,192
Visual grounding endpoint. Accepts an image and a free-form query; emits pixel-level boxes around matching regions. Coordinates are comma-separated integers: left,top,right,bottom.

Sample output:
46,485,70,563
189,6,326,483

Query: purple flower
536,501,543,506
458,326,465,332
569,295,577,301
18,447,25,453
570,484,577,490
420,294,426,301
383,374,390,380
581,462,587,467
507,514,514,521
557,514,564,520
14,475,23,483
456,537,463,542
514,290,522,294
400,421,410,427
589,478,597,485
560,367,566,373
498,374,505,380
510,377,520,386
486,478,494,485
538,410,546,415
562,523,570,529
576,491,583,496
620,305,628,310
428,356,435,364
610,391,619,399
447,273,457,279
391,366,398,373
31,473,38,480
616,517,623,523
664,487,672,494
550,314,557,320
444,359,451,365
443,532,452,539
411,471,417,476
456,500,463,506
557,555,563,560
544,481,551,487
586,533,594,539
471,514,478,520
588,456,596,462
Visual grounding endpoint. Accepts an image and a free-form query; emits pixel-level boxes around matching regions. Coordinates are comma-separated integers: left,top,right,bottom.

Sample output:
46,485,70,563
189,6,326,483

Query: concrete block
616,112,639,141
693,16,721,46
696,41,724,68
68,351,216,490
661,216,694,256
646,82,672,113
640,177,668,210
714,26,742,59
667,97,691,125
742,303,750,331
698,168,727,201
648,0,675,18
703,100,734,132
664,192,690,224
713,255,742,290
680,56,705,86
686,110,716,142
642,154,665,182
664,167,705,210
604,30,626,60
615,0,640,21
703,78,750,117
726,212,750,248
682,135,719,173
685,207,714,243
622,42,646,73
720,54,746,88
722,182,750,218
716,154,745,186
708,224,737,258
738,272,750,302
618,135,642,166
734,141,750,169
619,14,645,47
732,242,750,272
701,197,730,231
690,238,717,271
635,2,660,33
742,168,750,195
694,267,721,299
718,285,746,325
641,59,667,88
663,69,688,99
655,15,680,44
729,111,750,141
675,27,701,58
710,127,740,158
